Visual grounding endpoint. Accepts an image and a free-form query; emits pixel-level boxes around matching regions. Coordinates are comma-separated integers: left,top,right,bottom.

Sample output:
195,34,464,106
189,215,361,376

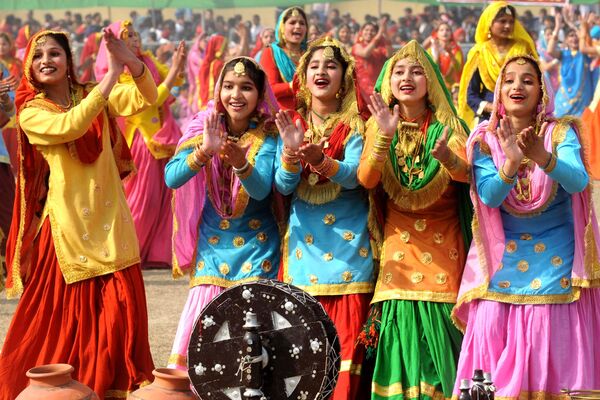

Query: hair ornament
323,46,335,60
233,61,246,77
291,8,300,18
515,57,527,65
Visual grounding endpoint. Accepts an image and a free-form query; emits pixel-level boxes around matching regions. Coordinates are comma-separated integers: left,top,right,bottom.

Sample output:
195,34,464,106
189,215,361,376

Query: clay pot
16,363,99,400
129,368,199,399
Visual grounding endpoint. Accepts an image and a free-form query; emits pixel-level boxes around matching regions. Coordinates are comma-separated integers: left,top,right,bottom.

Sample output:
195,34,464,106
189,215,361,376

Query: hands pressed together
274,110,329,166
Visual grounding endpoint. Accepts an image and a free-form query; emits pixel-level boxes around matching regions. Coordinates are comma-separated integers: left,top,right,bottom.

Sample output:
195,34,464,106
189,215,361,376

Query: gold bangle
186,152,203,171
443,152,458,171
541,153,557,173
498,164,516,185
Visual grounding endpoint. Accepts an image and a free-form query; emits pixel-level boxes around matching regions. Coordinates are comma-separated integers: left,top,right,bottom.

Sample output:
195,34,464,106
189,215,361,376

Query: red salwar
0,219,154,399
317,294,370,400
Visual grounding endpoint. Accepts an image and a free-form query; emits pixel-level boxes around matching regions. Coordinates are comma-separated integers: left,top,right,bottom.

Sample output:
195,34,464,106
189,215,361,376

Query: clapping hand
275,110,305,151
199,111,226,157
431,126,452,164
496,117,524,164
221,140,249,169
299,137,327,166
367,92,399,138
516,121,550,166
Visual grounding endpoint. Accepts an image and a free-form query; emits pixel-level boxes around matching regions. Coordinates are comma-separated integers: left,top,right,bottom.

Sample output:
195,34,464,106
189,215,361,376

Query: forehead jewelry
35,35,48,46
291,8,300,18
322,46,335,60
515,58,527,65
233,61,246,77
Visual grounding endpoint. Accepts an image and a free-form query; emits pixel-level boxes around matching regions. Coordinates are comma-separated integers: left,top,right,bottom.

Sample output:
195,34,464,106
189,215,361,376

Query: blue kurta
555,50,593,118
165,135,280,287
472,126,588,301
275,133,375,296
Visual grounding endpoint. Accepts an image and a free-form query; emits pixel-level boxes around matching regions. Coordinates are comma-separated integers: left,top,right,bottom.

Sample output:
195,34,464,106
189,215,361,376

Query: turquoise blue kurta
274,133,375,296
472,127,588,301
555,50,593,117
165,135,280,287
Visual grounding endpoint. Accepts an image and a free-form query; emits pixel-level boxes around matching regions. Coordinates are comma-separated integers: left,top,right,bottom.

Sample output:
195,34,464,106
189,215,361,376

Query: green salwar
371,300,462,400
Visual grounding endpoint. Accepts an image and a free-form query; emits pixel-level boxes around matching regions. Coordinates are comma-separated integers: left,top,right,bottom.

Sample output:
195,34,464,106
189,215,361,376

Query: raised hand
103,27,143,77
367,92,399,138
299,137,327,166
221,141,249,169
275,110,305,151
102,28,125,77
431,126,452,164
496,117,524,164
171,41,187,74
200,111,226,156
517,121,550,166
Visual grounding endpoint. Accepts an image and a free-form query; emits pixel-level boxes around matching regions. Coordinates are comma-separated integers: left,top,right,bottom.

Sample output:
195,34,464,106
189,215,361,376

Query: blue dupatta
271,7,307,83
555,49,593,117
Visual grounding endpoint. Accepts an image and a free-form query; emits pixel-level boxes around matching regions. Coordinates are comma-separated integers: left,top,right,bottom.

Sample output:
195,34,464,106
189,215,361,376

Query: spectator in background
251,14,264,41
308,23,321,42
352,18,392,99
250,27,275,62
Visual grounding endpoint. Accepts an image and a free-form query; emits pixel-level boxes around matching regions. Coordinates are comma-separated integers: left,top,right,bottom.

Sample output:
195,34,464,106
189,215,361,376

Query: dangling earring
487,31,492,40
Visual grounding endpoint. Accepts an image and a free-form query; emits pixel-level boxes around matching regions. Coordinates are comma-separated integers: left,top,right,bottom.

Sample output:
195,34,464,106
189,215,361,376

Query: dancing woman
166,57,281,371
357,40,472,400
453,55,600,398
458,1,537,128
0,29,156,399
274,37,377,400
259,6,307,109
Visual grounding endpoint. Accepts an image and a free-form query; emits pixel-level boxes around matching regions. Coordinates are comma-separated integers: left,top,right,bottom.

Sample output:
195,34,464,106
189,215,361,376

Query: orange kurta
357,118,469,304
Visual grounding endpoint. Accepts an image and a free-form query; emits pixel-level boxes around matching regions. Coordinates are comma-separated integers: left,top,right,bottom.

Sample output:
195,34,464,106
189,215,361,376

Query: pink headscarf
94,20,161,85
171,57,279,276
453,55,600,329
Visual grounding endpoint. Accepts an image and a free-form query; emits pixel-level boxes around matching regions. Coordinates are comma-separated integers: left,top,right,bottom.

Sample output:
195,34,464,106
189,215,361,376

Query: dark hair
495,5,517,20
361,22,378,34
221,58,266,95
504,57,543,90
283,7,307,25
44,33,75,75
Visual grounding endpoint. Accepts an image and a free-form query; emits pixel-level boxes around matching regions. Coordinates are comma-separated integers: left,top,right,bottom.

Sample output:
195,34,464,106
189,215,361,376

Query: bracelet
312,155,338,178
498,164,517,185
186,153,203,171
541,153,557,173
282,145,300,165
233,161,252,179
233,160,250,174
195,147,213,165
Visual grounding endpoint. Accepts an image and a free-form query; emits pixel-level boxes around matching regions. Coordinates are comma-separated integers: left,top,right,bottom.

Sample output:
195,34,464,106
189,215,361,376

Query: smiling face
390,57,428,107
305,47,344,105
0,36,10,59
31,35,70,88
219,69,260,126
361,24,377,43
122,26,141,56
437,23,452,42
490,12,515,41
500,59,542,118
261,29,275,46
565,29,579,50
338,26,350,44
283,12,307,46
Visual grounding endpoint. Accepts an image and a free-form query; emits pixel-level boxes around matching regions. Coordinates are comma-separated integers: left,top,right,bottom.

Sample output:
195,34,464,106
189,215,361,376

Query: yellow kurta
121,53,183,159
19,67,157,284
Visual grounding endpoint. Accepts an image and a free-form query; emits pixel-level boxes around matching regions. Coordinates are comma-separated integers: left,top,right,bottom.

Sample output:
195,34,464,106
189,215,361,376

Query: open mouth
40,66,57,74
509,93,525,102
229,101,246,111
400,84,415,93
314,78,330,89
291,31,304,40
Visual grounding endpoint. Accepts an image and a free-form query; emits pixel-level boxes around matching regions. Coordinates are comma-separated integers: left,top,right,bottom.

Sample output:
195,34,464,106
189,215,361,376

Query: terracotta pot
16,363,99,400
129,368,199,399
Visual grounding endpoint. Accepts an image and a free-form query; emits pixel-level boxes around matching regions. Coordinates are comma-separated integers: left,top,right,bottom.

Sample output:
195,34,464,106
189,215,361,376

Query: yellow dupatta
458,1,538,128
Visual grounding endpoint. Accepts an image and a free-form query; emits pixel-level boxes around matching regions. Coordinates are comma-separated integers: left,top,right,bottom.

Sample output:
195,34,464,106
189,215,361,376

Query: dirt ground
3,182,600,370
0,269,188,368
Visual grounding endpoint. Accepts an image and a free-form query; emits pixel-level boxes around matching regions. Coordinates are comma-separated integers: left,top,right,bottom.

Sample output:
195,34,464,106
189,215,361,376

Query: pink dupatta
171,57,279,277
453,56,600,329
